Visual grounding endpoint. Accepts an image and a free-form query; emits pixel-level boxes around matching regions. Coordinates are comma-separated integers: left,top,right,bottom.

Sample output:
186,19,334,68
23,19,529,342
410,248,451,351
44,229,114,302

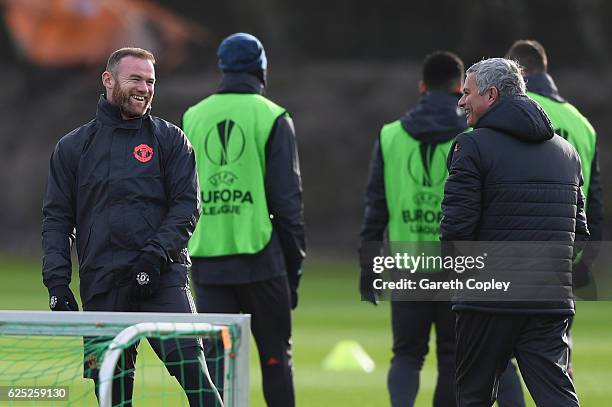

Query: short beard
111,82,151,119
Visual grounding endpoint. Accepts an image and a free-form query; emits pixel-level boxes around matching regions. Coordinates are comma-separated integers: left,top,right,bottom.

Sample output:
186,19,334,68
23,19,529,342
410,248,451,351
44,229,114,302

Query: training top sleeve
358,139,388,265
265,114,306,280
42,137,77,288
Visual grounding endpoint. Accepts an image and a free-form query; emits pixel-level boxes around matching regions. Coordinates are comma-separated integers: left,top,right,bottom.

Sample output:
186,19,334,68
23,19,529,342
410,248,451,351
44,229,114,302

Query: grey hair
466,58,526,98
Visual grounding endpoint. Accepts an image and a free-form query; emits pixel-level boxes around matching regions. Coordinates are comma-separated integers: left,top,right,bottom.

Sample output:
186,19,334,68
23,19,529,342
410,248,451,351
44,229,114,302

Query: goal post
0,311,250,406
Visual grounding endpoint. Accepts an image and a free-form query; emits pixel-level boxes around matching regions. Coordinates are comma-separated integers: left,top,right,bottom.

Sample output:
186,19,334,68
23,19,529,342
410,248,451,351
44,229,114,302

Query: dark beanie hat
218,33,267,73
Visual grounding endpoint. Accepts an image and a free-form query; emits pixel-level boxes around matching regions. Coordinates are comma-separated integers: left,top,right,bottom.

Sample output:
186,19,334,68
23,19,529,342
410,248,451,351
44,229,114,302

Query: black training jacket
440,95,588,315
42,96,200,305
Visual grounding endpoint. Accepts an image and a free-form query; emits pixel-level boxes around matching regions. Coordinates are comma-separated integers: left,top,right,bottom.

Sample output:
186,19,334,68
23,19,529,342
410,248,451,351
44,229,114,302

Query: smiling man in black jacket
441,58,586,406
359,52,524,407
42,47,208,406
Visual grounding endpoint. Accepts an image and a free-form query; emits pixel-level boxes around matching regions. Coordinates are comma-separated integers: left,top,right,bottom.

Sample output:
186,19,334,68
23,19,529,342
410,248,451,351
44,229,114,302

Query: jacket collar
400,91,466,143
96,95,149,129
217,72,264,95
474,94,554,142
525,73,566,103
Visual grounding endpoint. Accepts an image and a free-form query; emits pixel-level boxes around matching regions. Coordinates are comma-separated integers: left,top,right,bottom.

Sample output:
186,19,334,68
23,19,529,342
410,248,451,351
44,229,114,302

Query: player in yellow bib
183,33,305,407
507,39,604,382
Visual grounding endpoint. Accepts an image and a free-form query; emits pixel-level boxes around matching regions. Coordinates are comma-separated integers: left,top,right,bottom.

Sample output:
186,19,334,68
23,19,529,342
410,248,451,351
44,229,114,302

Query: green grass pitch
0,255,610,406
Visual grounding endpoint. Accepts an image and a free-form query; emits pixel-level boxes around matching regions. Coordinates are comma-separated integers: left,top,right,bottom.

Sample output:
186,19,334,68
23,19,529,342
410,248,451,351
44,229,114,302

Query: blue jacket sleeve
440,133,483,241
42,139,76,288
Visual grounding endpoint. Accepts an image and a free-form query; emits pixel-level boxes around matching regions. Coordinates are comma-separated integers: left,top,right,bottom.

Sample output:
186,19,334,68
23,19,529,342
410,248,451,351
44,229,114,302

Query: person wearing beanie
183,33,305,407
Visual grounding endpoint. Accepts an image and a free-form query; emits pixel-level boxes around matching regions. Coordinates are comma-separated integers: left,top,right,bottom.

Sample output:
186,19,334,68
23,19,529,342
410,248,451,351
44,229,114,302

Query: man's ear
488,87,499,106
452,80,462,94
102,71,114,89
418,80,427,95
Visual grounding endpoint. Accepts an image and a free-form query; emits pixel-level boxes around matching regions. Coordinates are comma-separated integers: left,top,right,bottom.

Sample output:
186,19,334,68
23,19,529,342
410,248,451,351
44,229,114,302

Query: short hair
422,51,464,91
106,47,156,76
505,40,547,74
466,58,526,98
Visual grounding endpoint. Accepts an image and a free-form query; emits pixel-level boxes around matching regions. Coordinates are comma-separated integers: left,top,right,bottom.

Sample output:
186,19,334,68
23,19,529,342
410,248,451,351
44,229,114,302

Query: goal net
0,311,250,406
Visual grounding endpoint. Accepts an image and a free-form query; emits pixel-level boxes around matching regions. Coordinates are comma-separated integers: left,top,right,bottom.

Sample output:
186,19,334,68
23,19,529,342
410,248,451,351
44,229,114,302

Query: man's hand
131,252,163,300
573,260,593,289
48,285,79,311
287,269,302,310
360,269,380,306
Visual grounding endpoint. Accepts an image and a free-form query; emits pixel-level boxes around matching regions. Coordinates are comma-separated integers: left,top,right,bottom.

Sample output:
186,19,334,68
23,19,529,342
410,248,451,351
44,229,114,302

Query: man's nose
136,81,148,93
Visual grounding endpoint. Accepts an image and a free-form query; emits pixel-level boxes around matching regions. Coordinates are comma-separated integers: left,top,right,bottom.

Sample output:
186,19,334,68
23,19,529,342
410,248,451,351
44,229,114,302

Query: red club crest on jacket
134,144,153,163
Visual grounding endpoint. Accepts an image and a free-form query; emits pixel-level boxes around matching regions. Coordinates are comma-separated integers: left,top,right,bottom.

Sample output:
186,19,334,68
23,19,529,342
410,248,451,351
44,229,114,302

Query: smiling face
458,72,496,127
102,56,155,119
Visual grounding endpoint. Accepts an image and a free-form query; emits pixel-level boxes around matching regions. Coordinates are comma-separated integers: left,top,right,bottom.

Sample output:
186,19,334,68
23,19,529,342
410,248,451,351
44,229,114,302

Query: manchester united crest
133,144,153,163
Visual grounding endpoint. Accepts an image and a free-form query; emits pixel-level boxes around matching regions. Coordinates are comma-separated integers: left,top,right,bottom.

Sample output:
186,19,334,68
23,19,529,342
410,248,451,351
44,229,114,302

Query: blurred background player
506,39,604,379
358,51,525,406
183,33,306,407
506,39,603,294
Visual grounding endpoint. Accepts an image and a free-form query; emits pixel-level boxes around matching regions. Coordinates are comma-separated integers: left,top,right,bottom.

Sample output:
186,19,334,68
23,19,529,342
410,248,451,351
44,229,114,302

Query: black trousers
455,311,578,407
194,276,294,407
389,301,456,407
389,302,524,407
83,284,211,406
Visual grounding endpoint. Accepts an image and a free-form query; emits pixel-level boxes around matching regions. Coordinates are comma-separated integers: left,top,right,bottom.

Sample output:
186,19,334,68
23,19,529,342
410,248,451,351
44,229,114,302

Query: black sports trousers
83,284,212,407
455,311,578,407
388,301,456,407
195,275,294,407
389,301,525,407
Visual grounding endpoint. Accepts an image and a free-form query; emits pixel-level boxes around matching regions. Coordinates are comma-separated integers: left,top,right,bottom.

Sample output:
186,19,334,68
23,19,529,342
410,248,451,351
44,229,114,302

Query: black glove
48,284,79,311
572,260,593,289
131,252,163,300
360,268,379,306
287,270,302,310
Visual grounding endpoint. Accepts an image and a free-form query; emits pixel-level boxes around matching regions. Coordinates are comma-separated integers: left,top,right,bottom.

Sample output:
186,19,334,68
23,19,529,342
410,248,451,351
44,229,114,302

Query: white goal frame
0,311,250,407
